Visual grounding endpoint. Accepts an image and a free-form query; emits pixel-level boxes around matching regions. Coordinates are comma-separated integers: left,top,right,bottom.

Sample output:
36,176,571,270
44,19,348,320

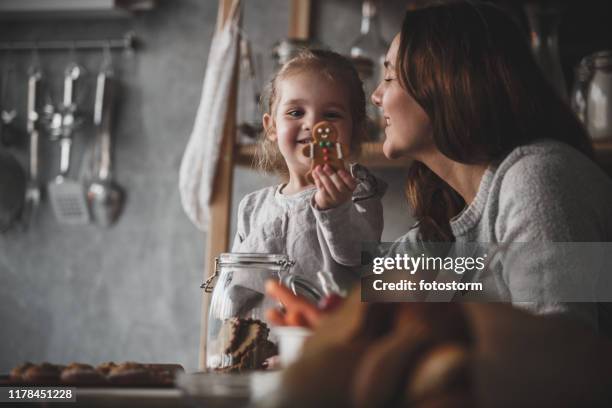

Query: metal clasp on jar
200,256,295,293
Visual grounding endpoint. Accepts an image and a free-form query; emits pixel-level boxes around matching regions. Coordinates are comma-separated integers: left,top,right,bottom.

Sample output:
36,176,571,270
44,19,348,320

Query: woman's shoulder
495,139,611,192
501,139,586,165
492,140,612,240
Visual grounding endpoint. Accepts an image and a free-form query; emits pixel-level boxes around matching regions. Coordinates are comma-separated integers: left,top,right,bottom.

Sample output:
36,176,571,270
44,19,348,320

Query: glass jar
571,56,592,124
585,51,612,140
236,38,263,144
202,253,295,373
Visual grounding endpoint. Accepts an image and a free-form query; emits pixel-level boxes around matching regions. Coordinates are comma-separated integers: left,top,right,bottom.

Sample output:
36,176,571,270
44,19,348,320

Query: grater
47,62,89,225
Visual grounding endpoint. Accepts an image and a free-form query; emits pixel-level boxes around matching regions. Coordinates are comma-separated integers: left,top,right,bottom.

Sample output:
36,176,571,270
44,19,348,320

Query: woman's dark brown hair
398,1,593,241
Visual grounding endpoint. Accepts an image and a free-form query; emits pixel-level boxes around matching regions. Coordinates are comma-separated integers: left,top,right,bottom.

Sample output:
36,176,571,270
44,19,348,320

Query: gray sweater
232,164,387,292
399,140,612,329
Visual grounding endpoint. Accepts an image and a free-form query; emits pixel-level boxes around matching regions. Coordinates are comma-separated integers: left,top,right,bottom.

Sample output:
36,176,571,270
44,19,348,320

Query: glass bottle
524,3,568,101
350,0,388,141
570,56,591,124
237,38,263,144
585,51,612,140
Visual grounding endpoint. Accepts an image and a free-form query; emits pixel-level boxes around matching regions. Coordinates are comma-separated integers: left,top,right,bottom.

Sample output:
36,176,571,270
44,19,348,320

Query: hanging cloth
179,0,241,231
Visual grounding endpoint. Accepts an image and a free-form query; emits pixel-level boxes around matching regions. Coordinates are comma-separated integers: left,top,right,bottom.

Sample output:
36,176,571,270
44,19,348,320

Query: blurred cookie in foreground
276,290,474,407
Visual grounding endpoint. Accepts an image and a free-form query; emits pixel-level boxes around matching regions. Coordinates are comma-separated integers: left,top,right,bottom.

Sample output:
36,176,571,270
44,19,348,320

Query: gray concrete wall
0,0,414,373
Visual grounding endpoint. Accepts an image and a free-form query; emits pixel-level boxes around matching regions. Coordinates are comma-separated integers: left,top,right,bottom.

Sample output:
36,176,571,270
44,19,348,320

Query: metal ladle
87,47,124,226
0,58,19,147
22,52,42,228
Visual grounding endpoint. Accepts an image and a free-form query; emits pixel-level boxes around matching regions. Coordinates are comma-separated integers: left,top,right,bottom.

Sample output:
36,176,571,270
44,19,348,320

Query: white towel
179,0,241,231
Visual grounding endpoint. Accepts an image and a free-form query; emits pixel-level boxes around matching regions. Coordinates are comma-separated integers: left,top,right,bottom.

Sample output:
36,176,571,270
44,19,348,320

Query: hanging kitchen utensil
87,45,124,226
0,149,26,233
0,55,19,147
47,56,89,225
237,37,263,143
21,49,42,228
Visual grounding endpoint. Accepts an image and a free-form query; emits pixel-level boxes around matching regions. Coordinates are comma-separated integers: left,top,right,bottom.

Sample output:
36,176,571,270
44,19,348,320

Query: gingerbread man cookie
303,121,347,183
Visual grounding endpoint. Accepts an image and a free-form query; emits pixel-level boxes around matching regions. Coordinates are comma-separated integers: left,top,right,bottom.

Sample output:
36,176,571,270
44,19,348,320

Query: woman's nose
371,83,383,108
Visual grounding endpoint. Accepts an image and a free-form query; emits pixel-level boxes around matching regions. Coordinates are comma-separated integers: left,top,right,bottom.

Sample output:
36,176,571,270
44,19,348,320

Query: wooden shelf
236,140,612,170
594,140,612,154
235,142,412,169
593,140,612,177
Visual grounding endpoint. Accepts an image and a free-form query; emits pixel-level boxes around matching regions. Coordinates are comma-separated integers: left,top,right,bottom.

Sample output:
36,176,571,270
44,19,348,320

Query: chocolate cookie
95,361,118,376
9,362,34,381
217,318,277,372
107,362,153,385
21,362,63,384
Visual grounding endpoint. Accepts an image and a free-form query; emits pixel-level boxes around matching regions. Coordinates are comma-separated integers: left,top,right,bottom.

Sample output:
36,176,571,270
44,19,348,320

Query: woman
300,0,612,329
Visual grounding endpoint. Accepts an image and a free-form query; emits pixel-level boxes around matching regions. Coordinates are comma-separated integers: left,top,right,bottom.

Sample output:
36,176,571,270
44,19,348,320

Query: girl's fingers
323,165,354,195
313,168,325,191
266,307,288,326
286,310,310,327
266,307,310,327
266,280,321,328
337,169,358,191
313,169,333,206
266,280,316,312
312,165,321,181
313,168,331,202
317,167,342,202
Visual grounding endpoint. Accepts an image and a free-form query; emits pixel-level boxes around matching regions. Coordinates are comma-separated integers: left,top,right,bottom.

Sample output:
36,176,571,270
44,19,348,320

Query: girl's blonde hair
255,49,367,174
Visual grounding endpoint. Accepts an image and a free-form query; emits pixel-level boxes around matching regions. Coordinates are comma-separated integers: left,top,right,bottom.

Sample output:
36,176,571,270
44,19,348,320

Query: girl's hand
313,164,357,210
265,280,323,329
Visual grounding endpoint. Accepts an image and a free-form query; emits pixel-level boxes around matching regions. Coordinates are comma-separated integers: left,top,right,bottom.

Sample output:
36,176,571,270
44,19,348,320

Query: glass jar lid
217,253,294,268
202,253,295,293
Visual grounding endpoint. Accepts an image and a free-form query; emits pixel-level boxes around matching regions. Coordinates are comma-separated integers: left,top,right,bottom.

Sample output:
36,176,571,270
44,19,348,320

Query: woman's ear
263,113,277,141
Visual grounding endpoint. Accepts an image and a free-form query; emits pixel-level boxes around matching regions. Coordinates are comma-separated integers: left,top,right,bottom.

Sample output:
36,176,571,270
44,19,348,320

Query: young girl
232,49,386,292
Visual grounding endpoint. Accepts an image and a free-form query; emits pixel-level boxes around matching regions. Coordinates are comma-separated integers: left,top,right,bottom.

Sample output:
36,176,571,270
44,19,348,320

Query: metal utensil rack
0,31,136,52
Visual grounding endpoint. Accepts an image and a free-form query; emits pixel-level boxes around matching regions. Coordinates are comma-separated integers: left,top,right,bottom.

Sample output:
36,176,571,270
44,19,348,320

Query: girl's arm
312,165,385,267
